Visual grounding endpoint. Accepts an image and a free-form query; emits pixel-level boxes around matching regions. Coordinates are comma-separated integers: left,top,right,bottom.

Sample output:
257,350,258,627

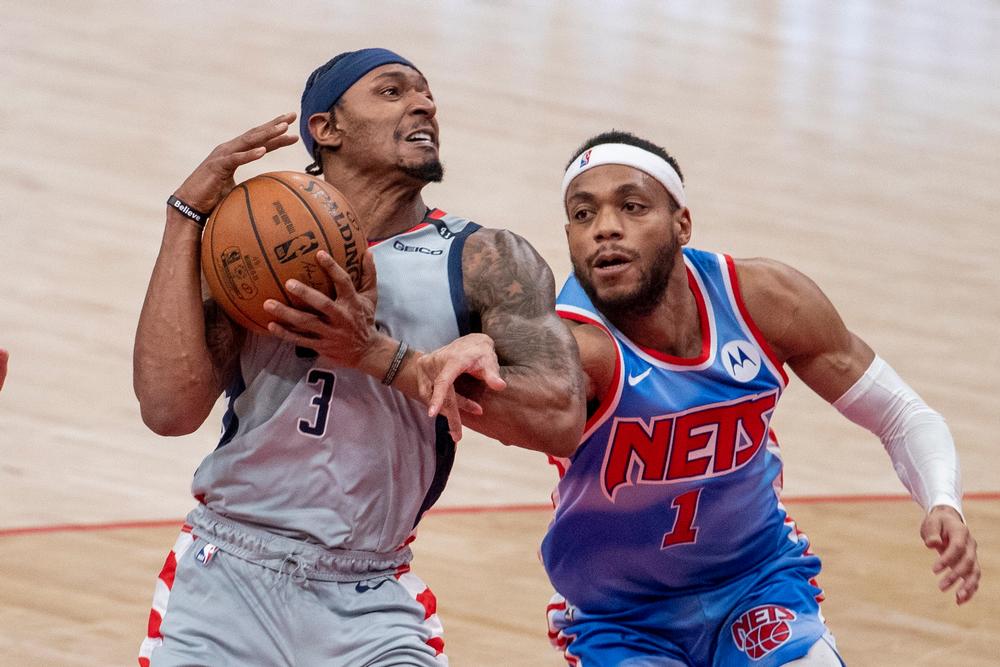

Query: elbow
136,395,205,437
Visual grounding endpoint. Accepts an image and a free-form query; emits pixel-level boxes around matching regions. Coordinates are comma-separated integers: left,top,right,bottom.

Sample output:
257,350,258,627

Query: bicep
462,229,579,377
788,330,874,403
738,258,875,403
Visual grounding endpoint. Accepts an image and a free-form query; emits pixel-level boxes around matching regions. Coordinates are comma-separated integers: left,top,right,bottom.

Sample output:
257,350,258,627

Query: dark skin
562,163,980,604
134,65,584,456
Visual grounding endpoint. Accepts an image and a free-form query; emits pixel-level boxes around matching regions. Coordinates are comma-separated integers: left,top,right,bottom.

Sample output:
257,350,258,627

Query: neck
324,165,428,239
610,260,703,358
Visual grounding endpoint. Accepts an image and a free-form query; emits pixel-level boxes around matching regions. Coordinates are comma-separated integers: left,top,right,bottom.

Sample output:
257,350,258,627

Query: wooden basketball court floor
1,1,998,664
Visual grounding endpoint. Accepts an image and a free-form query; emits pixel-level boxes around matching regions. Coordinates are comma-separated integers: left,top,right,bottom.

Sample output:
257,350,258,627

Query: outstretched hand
921,505,980,605
416,333,508,424
173,112,299,214
264,250,379,368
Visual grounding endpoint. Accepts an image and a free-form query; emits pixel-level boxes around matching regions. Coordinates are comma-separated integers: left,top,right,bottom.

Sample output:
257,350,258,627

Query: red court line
2,492,997,538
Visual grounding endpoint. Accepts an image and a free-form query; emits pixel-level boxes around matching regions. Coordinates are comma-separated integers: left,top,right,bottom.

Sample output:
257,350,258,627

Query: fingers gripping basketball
201,171,368,334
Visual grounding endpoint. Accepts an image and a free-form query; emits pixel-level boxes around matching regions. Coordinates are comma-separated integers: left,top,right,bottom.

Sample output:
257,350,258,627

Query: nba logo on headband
579,150,592,168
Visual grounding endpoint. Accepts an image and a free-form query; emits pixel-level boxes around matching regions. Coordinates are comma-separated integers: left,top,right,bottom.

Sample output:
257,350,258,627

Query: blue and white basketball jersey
191,209,480,554
541,247,811,615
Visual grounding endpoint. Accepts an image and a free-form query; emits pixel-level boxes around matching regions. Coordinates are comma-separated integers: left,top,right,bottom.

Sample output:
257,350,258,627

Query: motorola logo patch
721,340,761,383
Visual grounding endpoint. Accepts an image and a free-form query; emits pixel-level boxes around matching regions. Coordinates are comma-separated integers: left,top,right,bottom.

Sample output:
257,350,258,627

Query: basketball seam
242,184,294,320
258,174,342,281
208,186,271,332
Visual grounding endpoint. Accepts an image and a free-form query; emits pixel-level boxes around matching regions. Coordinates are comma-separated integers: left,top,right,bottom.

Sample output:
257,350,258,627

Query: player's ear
309,111,343,150
675,207,692,246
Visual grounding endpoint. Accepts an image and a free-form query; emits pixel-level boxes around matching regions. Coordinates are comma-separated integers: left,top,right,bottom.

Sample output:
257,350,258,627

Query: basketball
200,171,367,334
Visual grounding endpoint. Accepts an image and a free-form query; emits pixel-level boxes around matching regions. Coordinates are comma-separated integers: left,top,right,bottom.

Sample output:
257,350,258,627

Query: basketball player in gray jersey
133,48,584,666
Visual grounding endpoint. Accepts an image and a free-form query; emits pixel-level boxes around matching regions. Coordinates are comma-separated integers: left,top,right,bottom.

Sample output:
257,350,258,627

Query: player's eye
380,86,400,97
572,208,594,222
623,201,647,214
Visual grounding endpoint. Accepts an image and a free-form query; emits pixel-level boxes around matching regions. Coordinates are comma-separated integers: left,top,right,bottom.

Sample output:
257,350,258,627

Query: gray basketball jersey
190,209,481,553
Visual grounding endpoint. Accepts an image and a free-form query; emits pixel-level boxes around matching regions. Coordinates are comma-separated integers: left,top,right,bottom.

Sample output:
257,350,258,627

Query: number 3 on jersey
299,369,335,437
662,488,702,548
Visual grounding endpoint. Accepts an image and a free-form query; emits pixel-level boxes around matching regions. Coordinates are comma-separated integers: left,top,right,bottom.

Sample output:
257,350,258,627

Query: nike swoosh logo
627,367,652,386
355,577,390,593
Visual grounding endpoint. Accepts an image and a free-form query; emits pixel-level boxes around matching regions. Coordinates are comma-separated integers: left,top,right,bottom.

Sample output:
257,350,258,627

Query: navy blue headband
299,48,418,157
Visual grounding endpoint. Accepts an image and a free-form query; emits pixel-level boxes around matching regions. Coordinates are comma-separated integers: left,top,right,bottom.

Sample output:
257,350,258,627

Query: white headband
561,143,686,209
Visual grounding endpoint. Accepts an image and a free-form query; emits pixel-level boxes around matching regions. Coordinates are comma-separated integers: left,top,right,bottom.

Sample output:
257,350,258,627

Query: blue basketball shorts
547,550,844,666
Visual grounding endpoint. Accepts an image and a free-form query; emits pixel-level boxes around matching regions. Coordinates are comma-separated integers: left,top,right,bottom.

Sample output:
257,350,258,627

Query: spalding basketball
201,171,367,334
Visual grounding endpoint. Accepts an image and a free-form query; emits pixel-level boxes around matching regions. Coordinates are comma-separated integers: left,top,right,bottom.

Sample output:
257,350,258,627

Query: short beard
401,158,444,183
573,236,679,324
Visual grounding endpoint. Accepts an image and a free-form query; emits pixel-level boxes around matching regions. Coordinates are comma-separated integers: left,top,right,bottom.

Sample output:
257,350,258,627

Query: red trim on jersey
634,267,711,365
547,455,569,479
367,222,431,248
724,255,790,385
557,309,623,438
427,208,446,220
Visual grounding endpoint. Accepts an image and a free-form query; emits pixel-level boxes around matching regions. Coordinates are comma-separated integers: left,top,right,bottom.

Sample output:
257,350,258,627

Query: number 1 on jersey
299,369,335,437
662,488,702,548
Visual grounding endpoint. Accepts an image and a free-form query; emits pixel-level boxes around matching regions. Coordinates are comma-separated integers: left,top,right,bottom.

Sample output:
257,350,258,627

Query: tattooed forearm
464,229,574,367
460,228,585,454
490,315,576,376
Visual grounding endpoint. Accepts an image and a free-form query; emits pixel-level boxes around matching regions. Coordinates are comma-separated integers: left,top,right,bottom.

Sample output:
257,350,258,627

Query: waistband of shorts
185,505,412,582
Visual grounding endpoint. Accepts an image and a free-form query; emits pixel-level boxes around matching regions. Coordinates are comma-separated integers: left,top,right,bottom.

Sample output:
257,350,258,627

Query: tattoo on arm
203,298,244,389
463,230,579,382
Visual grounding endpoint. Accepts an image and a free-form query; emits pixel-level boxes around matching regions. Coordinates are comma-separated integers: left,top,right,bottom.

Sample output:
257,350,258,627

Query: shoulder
463,227,542,261
732,256,810,299
731,257,835,362
461,227,555,313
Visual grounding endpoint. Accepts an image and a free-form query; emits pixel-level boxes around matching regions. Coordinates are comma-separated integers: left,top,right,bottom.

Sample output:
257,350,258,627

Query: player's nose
408,90,437,118
592,208,624,240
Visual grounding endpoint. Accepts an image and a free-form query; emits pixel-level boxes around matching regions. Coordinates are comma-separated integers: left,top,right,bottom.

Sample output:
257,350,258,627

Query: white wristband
833,356,963,518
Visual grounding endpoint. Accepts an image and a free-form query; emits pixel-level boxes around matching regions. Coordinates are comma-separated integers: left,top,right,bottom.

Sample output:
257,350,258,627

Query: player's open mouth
405,129,436,147
592,251,633,276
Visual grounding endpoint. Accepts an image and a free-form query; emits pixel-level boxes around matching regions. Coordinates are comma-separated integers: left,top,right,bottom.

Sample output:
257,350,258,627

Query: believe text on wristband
167,195,210,227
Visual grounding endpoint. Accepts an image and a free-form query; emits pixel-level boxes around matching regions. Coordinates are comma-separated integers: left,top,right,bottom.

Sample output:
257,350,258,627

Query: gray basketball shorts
138,511,447,666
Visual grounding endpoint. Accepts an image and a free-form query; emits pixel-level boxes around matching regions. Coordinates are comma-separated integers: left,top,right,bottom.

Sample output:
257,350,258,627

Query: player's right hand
173,112,299,214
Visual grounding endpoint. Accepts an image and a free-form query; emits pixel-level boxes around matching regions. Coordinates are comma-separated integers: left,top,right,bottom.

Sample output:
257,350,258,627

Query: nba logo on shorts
195,543,219,566
579,149,592,167
731,604,796,660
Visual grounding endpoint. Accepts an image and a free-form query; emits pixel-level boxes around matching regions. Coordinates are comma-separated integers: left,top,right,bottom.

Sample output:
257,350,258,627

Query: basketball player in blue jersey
537,131,981,666
133,48,584,666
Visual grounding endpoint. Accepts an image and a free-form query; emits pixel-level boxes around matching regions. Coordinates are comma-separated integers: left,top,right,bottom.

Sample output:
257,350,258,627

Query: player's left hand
418,333,508,421
920,505,980,605
264,250,379,367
